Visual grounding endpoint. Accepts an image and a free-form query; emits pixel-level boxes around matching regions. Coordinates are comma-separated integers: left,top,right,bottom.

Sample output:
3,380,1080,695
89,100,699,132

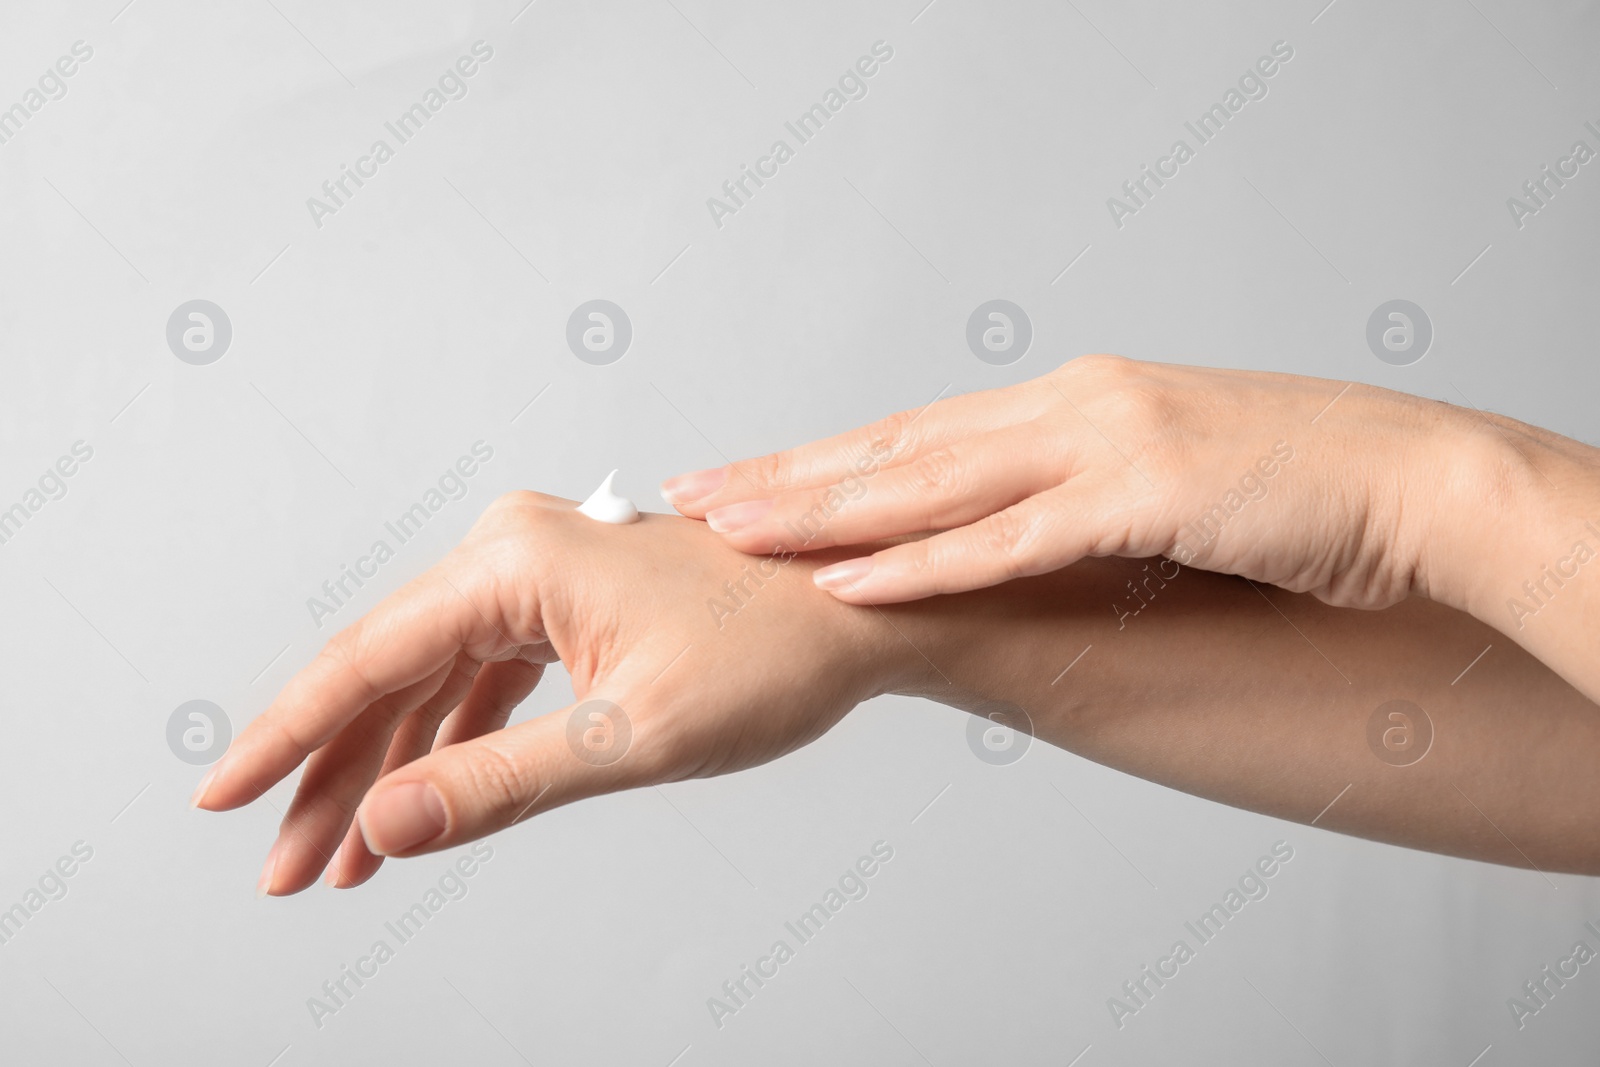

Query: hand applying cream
577,470,640,524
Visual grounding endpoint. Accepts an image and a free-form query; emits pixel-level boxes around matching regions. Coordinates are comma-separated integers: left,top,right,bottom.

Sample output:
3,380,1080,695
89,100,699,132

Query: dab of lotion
577,470,640,524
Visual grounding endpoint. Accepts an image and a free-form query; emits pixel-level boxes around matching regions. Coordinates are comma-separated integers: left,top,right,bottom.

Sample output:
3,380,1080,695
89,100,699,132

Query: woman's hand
190,492,909,896
661,355,1532,614
188,481,1600,886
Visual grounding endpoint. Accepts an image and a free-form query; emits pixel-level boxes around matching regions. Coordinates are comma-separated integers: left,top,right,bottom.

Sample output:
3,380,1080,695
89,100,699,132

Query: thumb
356,695,655,857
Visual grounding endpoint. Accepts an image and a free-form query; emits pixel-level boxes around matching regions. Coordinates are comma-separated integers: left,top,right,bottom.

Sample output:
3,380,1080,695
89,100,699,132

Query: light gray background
1,0,1597,1063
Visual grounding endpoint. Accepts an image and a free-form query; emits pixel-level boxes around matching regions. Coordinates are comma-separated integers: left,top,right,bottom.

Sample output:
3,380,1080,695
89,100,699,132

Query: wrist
871,568,1107,719
1418,407,1600,623
788,555,939,702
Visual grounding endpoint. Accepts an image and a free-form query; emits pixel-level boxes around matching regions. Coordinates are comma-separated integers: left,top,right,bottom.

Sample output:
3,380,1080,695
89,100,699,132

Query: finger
702,423,1066,554
811,486,1103,604
355,696,655,858
328,653,536,890
329,821,380,891
662,384,1044,517
434,652,548,751
331,653,548,889
264,655,479,896
195,565,524,812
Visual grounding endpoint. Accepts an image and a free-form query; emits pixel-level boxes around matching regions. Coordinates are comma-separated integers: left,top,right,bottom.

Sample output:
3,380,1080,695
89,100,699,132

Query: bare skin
896,557,1600,875
193,495,900,896
192,491,1600,893
670,355,1600,706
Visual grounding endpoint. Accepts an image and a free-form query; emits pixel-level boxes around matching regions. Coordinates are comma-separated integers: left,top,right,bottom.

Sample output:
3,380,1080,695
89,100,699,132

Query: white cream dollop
577,470,640,524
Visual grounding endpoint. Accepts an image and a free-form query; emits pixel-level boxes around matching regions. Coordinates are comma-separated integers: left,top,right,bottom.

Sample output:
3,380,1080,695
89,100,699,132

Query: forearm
885,556,1600,875
1439,410,1600,707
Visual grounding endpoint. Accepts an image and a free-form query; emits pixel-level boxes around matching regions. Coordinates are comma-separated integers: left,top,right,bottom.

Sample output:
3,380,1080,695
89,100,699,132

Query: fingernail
324,846,344,888
257,839,282,899
813,558,873,592
705,499,773,534
359,782,447,856
660,467,727,505
189,759,224,810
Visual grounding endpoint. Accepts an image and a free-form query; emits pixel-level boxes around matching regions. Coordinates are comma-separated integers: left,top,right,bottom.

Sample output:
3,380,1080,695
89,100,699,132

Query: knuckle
896,540,957,589
1054,361,1174,464
267,715,318,767
473,491,563,547
418,658,481,723
461,741,532,819
321,631,384,706
303,783,361,827
973,509,1039,579
906,447,965,499
978,508,1026,555
864,409,915,464
745,449,796,489
904,546,939,578
1057,354,1154,416
486,489,545,515
467,502,561,578
1061,352,1134,381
